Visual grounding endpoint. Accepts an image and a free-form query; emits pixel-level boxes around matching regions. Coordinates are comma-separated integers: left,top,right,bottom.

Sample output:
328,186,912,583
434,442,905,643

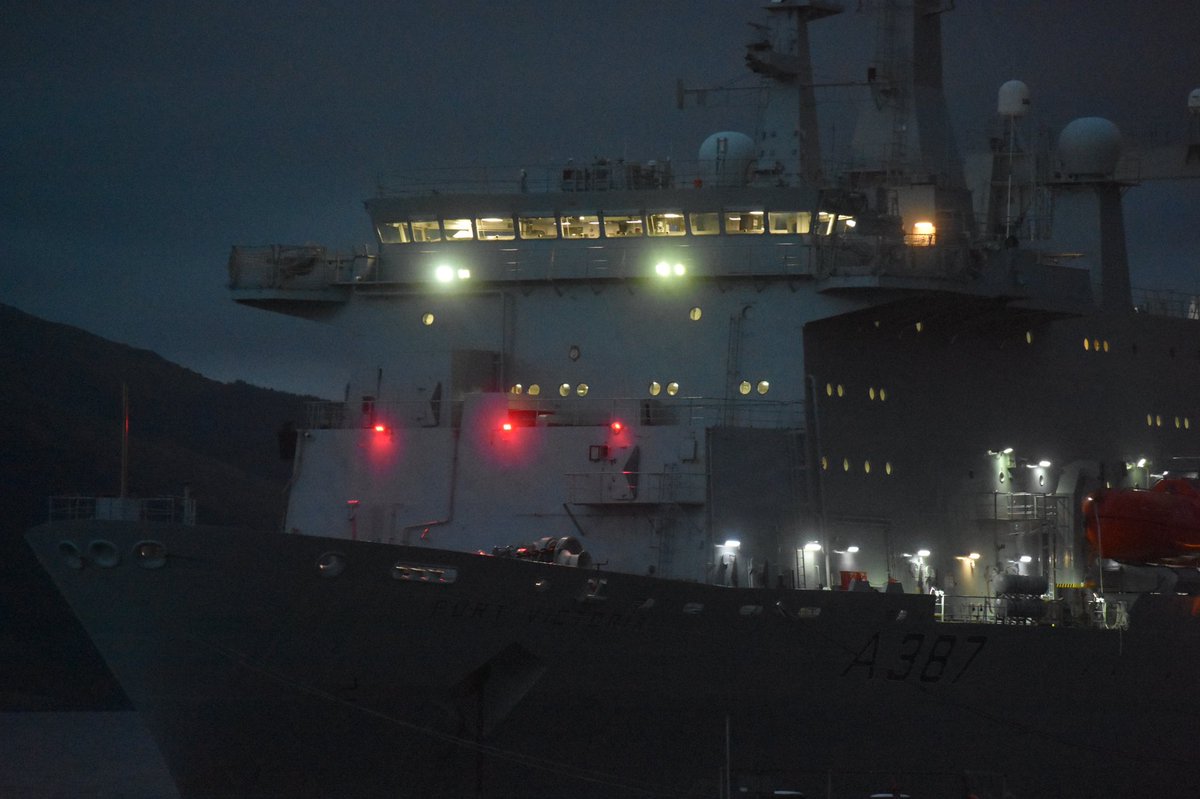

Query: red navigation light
501,421,514,432
610,420,624,433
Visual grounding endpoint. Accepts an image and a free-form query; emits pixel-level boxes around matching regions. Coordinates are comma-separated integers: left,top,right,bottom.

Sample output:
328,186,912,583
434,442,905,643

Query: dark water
0,712,179,798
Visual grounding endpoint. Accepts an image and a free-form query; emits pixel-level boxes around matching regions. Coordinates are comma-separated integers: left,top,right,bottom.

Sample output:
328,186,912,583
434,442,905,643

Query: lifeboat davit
1082,478,1200,564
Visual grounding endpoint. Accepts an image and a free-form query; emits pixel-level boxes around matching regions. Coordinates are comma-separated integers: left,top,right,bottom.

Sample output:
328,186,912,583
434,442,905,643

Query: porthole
1103,340,1110,353
885,462,893,475
649,381,662,396
756,380,769,395
915,322,924,333
879,388,887,402
576,383,589,397
667,381,680,396
1156,414,1163,427
739,381,751,395
869,387,876,401
1039,474,1045,487
528,384,541,396
559,383,571,397
864,460,872,474
568,345,581,361
842,458,850,472
317,552,346,577
825,383,833,397
1146,414,1153,427
820,456,829,471
1176,417,1182,429
999,471,1006,483
57,541,83,570
1093,339,1101,352
88,539,120,568
510,384,524,395
421,313,435,326
1025,331,1033,344
1084,338,1091,351
689,307,702,321
133,540,167,569
836,384,844,397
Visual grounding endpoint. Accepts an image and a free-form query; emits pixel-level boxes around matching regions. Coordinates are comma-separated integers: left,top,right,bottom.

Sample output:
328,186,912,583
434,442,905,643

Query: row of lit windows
376,209,849,244
1147,413,1192,429
820,456,895,475
1084,338,1111,352
825,383,889,402
422,307,704,328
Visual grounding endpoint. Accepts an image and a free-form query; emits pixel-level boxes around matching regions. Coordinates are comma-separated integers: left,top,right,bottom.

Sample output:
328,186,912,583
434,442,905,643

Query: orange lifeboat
1082,478,1200,564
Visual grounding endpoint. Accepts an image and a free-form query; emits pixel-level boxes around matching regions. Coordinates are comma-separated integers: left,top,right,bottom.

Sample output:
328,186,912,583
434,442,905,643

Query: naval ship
27,1,1200,797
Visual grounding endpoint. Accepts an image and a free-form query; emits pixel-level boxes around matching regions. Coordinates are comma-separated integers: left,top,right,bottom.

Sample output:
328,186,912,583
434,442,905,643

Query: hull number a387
842,632,987,684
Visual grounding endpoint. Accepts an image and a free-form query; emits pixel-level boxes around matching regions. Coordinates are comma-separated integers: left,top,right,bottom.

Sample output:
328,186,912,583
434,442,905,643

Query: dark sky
4,1,1199,398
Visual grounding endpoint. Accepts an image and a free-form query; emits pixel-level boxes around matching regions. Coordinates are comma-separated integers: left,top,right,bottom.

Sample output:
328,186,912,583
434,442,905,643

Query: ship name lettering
842,632,988,683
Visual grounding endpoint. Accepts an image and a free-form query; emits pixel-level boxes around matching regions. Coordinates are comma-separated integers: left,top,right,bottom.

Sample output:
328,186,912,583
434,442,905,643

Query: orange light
610,421,624,433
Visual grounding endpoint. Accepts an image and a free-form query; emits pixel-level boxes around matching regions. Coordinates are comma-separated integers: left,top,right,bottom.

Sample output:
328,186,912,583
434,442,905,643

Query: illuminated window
739,381,751,395
1146,414,1153,426
561,215,600,239
768,211,811,234
377,221,411,244
1156,414,1163,427
836,384,844,397
442,218,474,240
476,216,515,240
915,322,924,333
842,458,850,472
528,384,541,396
1025,331,1033,344
869,387,876,400
576,383,589,397
907,221,936,246
510,384,523,395
411,219,442,243
825,383,833,397
885,462,893,475
880,388,887,402
559,383,571,397
756,381,769,395
667,381,680,396
820,456,829,470
816,211,857,236
724,210,764,234
647,212,686,236
1093,339,1101,352
864,460,871,474
1176,416,1182,429
1084,338,1091,351
689,212,720,235
1102,340,1110,352
689,307,702,321
421,312,435,326
518,216,558,239
649,381,661,396
603,213,644,238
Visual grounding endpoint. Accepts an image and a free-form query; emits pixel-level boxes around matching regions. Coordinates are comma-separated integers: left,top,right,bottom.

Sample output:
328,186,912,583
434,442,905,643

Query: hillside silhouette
0,303,314,709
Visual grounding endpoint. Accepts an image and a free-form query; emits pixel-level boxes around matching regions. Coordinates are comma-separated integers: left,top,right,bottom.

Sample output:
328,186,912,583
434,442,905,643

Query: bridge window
768,211,810,234
442,218,474,240
519,216,558,239
724,211,764,234
377,221,411,244
647,212,686,236
561,215,600,239
689,212,720,236
603,213,644,238
476,216,515,240
411,219,442,243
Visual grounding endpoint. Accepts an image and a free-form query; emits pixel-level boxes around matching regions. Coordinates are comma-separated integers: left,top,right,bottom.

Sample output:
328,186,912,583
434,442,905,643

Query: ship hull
27,520,1200,798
